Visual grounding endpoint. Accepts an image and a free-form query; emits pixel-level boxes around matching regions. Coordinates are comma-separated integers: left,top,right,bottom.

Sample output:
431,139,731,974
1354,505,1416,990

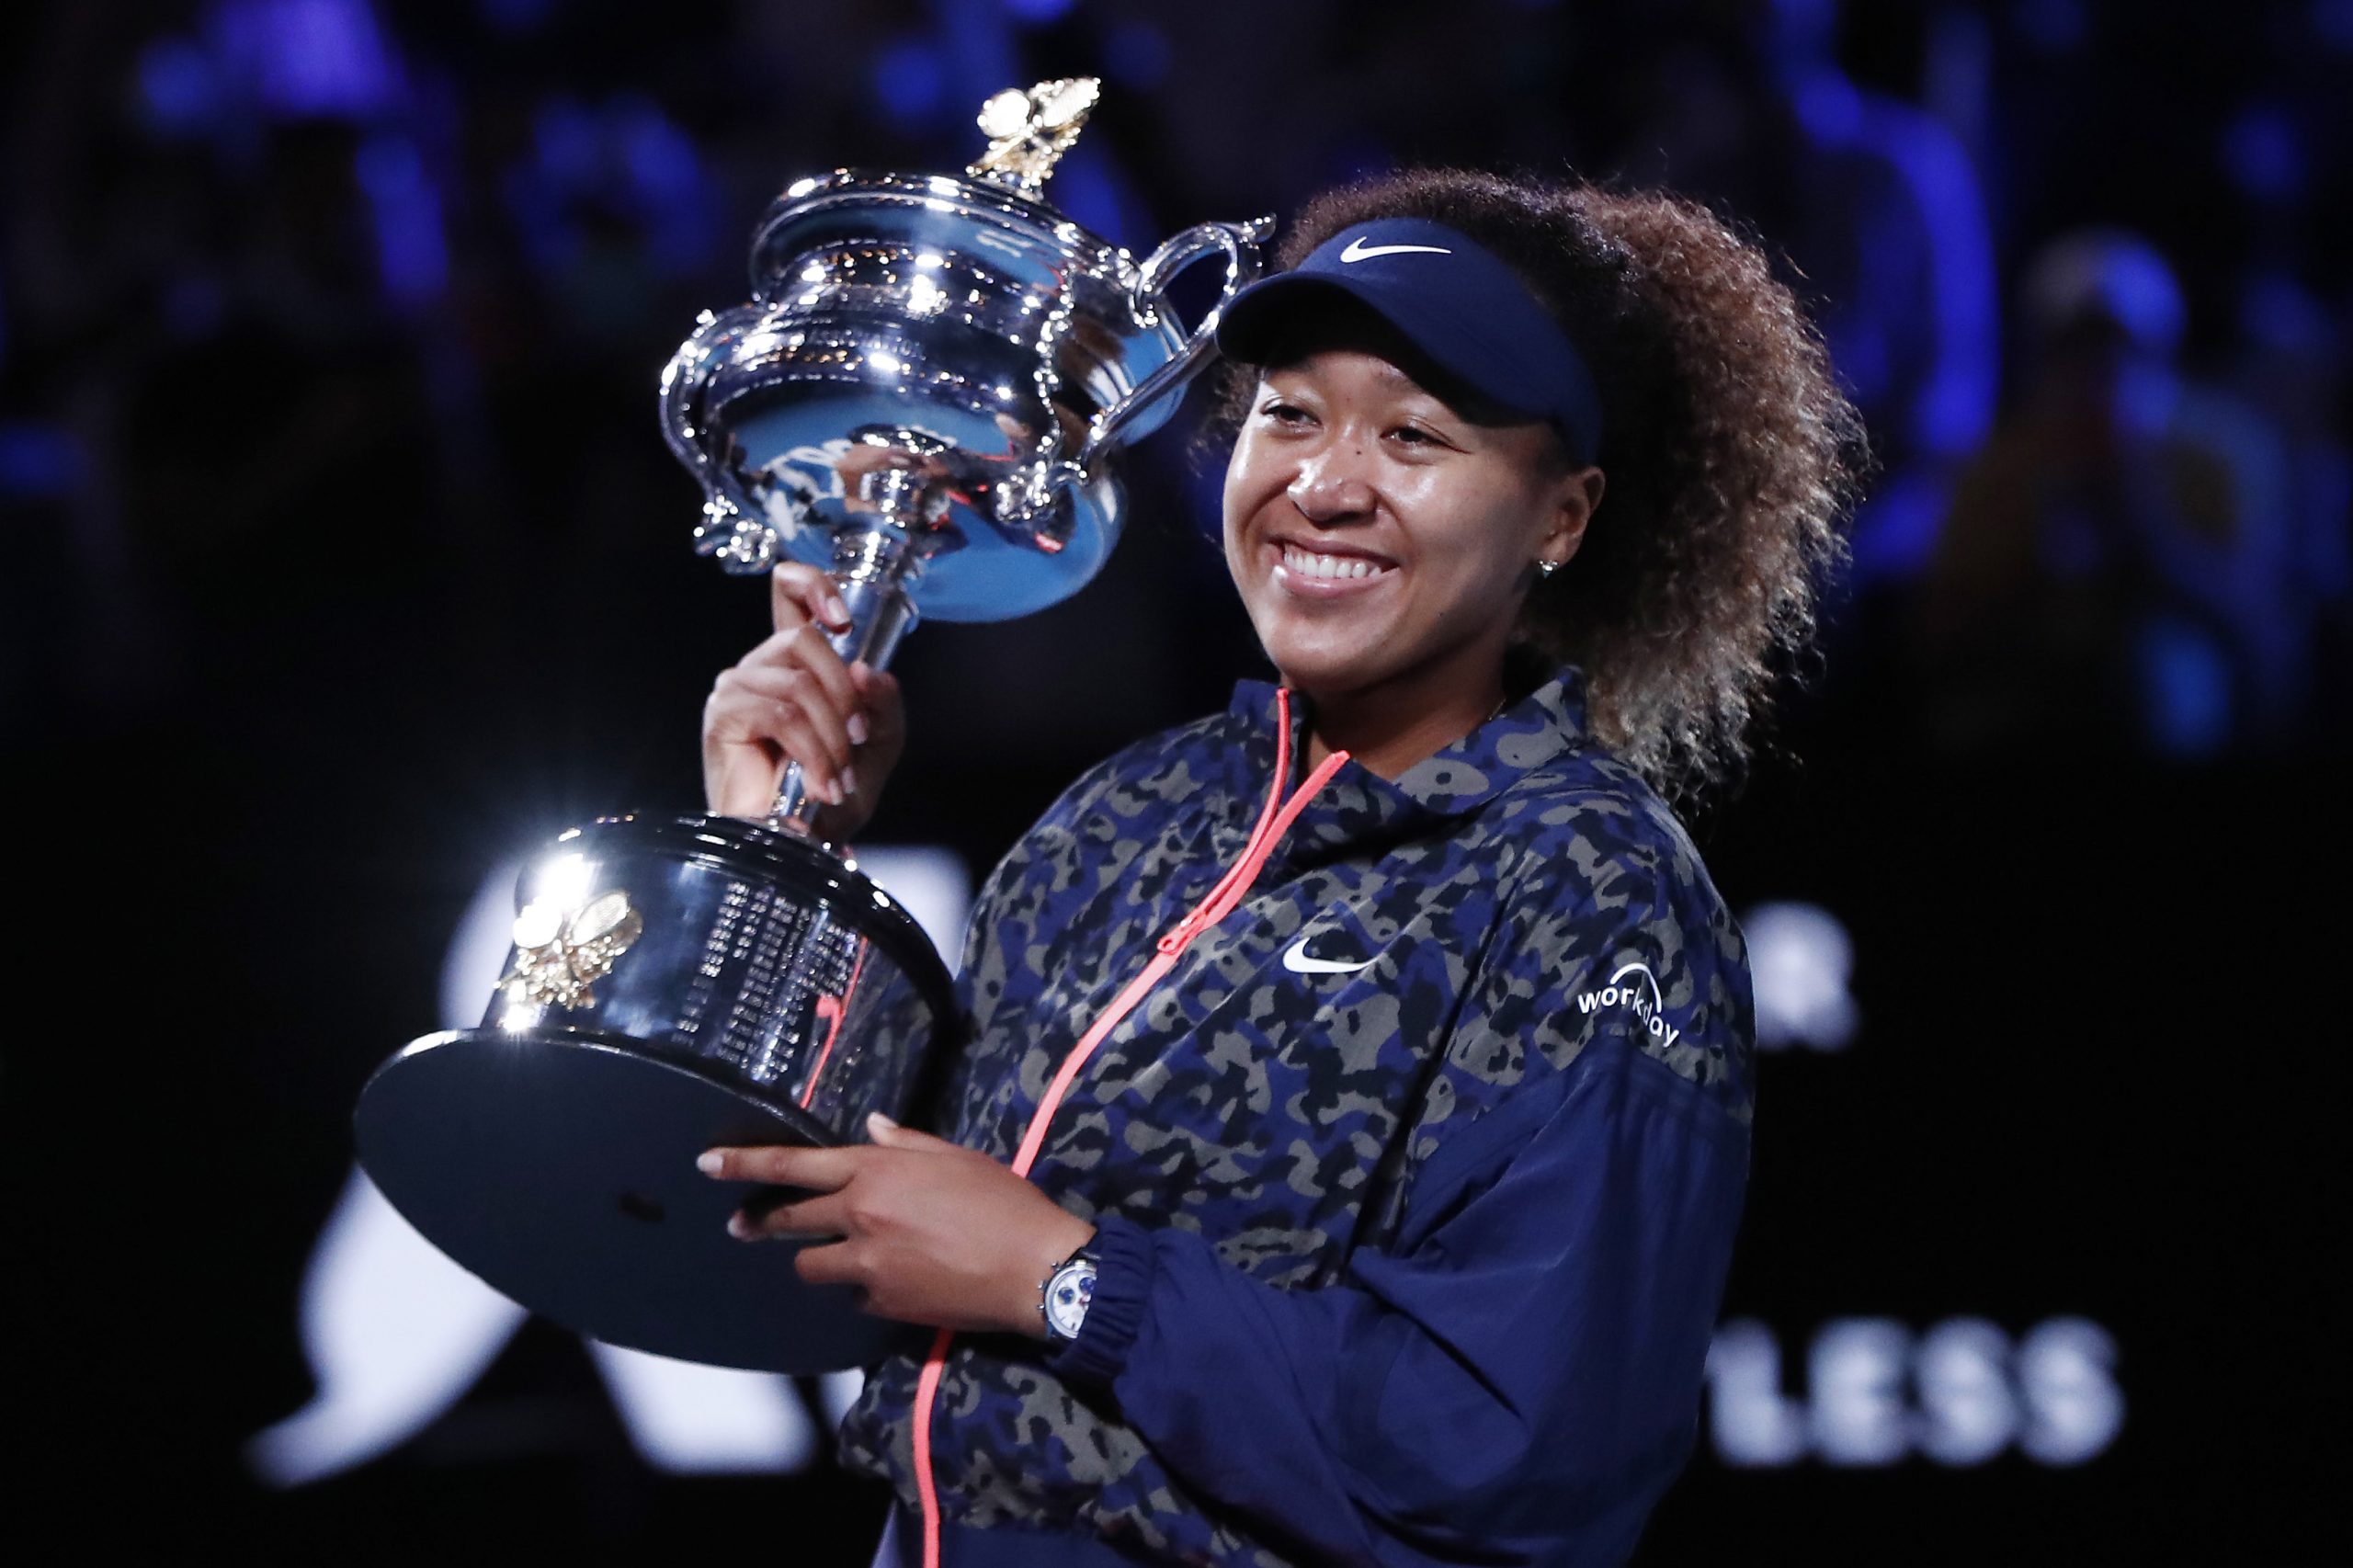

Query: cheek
1414,486,1541,602
1219,434,1267,574
1219,485,1246,586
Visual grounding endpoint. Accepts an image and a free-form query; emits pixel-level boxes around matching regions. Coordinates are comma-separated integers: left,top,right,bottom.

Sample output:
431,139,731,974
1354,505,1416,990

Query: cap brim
1214,273,1539,420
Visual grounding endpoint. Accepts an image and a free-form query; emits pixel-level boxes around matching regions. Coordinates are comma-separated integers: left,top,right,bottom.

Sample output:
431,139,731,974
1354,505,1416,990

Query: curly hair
1199,167,1865,799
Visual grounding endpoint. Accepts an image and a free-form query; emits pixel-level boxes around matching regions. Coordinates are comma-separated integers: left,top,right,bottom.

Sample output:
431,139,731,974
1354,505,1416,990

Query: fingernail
839,765,858,797
727,1212,754,1239
826,774,847,805
828,594,851,627
867,1111,899,1136
847,712,870,745
697,1151,723,1176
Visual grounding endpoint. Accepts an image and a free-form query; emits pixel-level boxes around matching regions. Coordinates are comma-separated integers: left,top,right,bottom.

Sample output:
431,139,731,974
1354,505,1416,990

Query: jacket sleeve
1042,893,1752,1567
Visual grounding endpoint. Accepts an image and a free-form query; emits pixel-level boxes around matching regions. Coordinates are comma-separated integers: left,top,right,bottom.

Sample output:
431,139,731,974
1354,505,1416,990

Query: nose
1285,439,1378,524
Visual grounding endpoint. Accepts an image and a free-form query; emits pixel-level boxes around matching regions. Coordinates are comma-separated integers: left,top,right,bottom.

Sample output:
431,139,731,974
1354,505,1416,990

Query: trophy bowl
355,80,1268,1372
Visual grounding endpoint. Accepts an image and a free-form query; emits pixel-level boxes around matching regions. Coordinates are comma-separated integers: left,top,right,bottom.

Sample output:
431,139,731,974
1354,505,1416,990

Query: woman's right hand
702,562,906,840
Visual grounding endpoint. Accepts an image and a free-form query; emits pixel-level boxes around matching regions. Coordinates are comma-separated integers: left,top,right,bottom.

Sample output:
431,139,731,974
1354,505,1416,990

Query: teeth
1281,546,1389,581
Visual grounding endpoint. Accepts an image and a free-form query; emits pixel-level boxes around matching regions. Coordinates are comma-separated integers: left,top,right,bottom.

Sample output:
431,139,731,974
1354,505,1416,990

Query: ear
1539,465,1607,571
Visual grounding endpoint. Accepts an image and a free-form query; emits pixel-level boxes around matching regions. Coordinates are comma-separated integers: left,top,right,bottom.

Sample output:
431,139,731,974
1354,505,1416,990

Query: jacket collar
1215,661,1591,866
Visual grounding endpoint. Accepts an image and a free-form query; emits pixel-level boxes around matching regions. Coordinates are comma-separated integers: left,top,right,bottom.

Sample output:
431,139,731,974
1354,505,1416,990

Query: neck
1298,649,1506,780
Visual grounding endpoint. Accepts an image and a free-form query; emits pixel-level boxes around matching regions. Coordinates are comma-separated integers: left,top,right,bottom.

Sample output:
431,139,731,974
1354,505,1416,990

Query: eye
1387,422,1451,449
1257,399,1314,428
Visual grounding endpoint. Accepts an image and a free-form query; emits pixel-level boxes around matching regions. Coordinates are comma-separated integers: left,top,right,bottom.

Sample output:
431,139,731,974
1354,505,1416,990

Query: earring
1535,559,1561,579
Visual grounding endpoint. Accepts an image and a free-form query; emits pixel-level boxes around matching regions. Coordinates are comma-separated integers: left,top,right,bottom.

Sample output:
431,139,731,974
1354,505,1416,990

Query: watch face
1044,1258,1097,1340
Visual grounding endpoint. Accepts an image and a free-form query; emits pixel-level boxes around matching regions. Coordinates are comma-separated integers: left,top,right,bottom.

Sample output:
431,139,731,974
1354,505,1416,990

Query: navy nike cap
1215,217,1605,464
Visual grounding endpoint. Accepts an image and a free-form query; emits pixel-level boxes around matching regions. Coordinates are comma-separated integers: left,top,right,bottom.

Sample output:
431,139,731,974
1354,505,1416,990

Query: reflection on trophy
355,80,1269,1373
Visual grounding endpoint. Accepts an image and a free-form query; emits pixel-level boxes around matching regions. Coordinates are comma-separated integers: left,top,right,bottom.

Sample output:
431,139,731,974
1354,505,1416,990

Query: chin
1263,637,1392,699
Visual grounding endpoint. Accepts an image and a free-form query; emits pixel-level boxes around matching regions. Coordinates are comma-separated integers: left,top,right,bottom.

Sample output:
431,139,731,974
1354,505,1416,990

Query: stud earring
1534,559,1561,579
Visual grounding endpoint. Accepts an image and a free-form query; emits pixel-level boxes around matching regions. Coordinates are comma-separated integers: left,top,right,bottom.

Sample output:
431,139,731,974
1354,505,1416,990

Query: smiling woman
699,166,1862,1568
1218,314,1603,778
1202,171,1865,797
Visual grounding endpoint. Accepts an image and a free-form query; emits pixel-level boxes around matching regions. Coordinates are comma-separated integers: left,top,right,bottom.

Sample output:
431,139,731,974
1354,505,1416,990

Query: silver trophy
356,79,1268,1372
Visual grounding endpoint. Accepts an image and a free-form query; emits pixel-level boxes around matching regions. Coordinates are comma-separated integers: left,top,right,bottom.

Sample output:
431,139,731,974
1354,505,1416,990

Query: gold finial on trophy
968,77,1101,194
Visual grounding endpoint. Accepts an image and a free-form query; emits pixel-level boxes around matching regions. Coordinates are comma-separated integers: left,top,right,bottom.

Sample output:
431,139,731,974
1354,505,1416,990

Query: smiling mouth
1275,542,1399,585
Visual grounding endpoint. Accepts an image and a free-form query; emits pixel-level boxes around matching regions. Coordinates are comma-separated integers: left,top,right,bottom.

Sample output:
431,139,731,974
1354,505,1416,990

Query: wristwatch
1039,1244,1098,1343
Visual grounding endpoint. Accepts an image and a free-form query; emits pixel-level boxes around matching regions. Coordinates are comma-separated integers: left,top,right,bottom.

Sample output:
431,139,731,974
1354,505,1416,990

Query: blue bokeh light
138,38,223,137
872,40,950,130
207,0,406,120
2220,103,2306,202
1105,22,1172,90
0,423,85,499
355,132,449,307
2313,0,2353,51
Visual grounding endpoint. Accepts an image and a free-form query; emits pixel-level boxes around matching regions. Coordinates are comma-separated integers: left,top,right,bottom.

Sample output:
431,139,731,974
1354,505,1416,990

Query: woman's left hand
700,1114,1096,1338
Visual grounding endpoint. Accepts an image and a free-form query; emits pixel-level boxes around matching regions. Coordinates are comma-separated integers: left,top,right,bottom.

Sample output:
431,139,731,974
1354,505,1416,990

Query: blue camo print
837,663,1754,1565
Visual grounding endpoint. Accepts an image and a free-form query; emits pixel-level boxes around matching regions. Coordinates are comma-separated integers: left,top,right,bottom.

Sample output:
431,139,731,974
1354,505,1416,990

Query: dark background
5,1,2346,1562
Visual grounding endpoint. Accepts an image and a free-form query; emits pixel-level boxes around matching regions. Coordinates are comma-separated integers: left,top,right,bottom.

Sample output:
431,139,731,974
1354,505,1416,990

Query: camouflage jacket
843,665,1755,1568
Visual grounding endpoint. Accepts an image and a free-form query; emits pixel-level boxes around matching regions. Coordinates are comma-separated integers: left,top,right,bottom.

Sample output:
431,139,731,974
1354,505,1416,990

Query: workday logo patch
1577,960,1684,1051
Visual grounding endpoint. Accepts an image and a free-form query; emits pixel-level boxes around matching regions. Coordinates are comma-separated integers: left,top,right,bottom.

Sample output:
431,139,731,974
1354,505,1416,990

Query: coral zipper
908,689,1347,1568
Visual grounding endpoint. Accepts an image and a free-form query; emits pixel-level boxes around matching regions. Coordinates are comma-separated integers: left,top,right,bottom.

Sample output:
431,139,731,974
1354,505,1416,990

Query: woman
697,168,1859,1567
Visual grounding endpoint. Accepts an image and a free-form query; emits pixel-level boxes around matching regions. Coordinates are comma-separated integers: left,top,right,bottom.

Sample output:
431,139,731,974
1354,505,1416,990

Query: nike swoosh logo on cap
1282,934,1377,973
1339,236,1453,264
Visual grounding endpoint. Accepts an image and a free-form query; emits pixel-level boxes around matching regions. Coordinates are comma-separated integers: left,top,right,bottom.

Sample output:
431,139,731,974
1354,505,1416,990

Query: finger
731,1188,849,1241
735,621,862,722
717,669,855,790
728,631,864,763
710,679,851,801
729,659,860,781
778,621,865,719
792,1237,866,1290
849,664,905,750
771,562,852,637
865,1111,954,1151
699,1144,859,1189
704,668,814,751
703,698,836,805
774,710,853,804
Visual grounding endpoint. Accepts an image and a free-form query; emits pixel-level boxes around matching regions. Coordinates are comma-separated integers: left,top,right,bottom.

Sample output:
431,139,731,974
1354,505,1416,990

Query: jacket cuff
1041,1214,1154,1392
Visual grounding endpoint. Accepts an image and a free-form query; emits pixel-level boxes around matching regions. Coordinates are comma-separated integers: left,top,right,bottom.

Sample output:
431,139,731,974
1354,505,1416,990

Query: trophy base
356,1028,911,1373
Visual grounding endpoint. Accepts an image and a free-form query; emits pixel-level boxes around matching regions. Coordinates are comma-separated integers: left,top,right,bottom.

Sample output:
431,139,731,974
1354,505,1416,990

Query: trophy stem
767,483,934,829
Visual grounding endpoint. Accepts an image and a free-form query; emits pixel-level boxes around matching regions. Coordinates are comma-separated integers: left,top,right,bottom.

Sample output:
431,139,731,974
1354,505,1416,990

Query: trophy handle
1082,213,1277,467
995,216,1274,527
661,304,786,572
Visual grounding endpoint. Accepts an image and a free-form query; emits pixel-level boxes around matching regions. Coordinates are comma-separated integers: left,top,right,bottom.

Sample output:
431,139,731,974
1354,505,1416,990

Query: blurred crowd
3,0,2348,784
